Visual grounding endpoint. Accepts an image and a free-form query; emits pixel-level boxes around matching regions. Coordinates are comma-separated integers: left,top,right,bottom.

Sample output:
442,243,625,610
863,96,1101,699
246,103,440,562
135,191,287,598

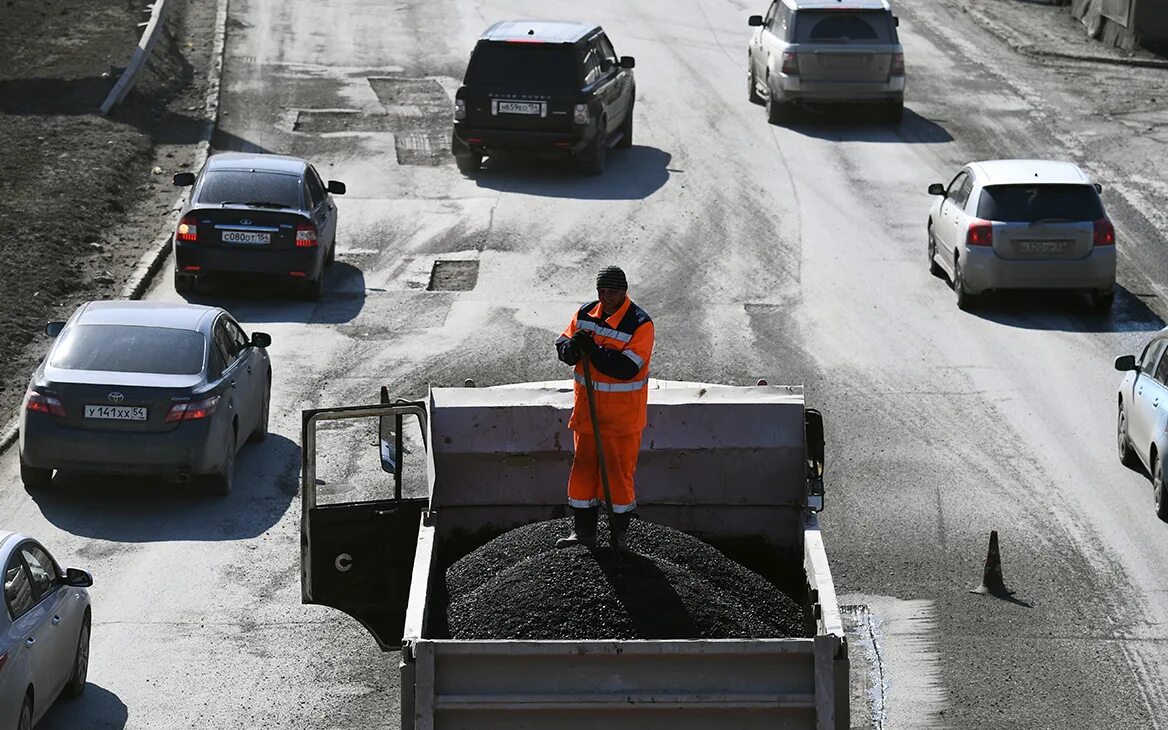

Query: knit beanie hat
595,266,628,291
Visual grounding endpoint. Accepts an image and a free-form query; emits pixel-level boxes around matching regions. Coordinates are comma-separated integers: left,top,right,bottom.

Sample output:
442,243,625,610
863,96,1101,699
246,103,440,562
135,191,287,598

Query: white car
927,160,1117,311
1116,333,1168,520
1,532,93,730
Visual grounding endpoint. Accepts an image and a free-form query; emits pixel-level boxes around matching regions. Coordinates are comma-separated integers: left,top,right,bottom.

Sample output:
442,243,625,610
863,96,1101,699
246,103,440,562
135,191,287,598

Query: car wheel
250,377,270,443
20,459,52,489
175,273,198,296
927,225,943,277
303,274,324,302
1155,458,1168,521
18,695,32,730
64,616,90,698
455,153,482,175
883,101,904,125
1118,403,1140,470
748,64,763,105
1091,289,1114,312
616,105,633,149
954,259,976,311
582,124,607,175
207,429,236,497
766,87,793,125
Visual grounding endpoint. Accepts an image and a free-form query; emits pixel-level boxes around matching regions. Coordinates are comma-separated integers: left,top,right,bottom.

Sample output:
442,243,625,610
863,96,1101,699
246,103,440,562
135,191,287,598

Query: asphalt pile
445,516,805,640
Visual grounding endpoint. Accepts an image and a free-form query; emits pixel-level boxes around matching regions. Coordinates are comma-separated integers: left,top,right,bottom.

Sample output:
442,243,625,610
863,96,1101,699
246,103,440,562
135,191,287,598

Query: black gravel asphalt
446,516,807,640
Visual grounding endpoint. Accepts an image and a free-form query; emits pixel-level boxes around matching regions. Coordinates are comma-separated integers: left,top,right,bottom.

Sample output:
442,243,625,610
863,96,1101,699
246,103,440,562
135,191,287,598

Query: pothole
427,260,479,291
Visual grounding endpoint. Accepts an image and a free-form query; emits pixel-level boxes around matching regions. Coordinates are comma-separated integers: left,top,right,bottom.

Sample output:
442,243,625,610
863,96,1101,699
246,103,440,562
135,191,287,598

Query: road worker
554,266,654,551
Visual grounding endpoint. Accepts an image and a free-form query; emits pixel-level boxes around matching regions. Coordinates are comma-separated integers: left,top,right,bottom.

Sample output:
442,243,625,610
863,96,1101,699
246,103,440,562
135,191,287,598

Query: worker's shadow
596,551,699,639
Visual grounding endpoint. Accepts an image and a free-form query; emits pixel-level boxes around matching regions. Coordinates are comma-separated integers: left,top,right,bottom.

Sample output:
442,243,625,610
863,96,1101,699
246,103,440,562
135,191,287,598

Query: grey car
748,0,906,123
18,300,272,496
0,531,93,730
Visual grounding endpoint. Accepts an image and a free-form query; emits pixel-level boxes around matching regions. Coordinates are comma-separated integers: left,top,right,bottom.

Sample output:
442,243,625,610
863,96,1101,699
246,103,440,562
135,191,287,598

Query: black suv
452,21,636,175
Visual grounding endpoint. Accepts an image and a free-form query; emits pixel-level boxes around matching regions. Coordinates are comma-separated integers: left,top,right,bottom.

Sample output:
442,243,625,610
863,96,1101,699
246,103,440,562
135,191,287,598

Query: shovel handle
580,353,617,549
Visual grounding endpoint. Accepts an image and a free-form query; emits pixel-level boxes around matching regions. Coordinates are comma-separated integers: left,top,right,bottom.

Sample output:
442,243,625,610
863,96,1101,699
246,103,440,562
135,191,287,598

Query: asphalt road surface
7,0,1168,728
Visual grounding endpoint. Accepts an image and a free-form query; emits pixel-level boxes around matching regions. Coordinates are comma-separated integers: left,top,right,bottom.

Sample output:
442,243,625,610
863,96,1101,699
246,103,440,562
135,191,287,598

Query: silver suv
748,0,905,123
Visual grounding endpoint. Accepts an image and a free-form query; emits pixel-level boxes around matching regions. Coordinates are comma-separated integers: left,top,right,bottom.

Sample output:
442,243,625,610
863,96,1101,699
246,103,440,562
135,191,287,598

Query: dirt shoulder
0,0,218,439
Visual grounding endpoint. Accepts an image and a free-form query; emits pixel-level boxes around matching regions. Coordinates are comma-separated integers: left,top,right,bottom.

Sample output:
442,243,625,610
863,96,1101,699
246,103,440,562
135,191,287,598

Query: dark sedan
18,301,272,496
172,152,345,300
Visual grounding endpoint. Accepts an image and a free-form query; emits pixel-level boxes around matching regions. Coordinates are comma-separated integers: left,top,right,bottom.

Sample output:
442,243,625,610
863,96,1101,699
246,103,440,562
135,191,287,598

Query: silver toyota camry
18,300,272,496
0,531,93,730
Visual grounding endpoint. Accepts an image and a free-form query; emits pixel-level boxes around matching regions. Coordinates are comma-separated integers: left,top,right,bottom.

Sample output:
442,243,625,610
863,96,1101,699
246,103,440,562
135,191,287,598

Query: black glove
571,330,598,357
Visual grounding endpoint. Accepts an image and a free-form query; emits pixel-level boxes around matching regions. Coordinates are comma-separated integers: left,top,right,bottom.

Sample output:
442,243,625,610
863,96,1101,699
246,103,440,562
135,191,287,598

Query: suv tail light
966,220,993,247
25,390,66,418
781,52,799,76
890,52,905,76
1094,218,1115,246
295,222,318,248
573,104,590,125
454,98,466,121
165,396,220,423
175,214,198,243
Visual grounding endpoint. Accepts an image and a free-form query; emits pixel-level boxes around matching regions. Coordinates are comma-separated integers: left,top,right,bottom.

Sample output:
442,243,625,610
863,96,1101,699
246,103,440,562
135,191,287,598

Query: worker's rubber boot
611,510,635,553
556,506,598,549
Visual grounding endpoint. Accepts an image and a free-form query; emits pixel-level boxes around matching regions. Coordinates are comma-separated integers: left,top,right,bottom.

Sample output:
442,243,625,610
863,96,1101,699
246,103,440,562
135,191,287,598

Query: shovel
579,350,619,552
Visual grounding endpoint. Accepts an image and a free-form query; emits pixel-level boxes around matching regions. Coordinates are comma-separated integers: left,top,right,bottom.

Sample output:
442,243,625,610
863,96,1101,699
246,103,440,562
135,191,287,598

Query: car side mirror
620,56,635,69
251,332,272,348
46,321,65,337
327,180,346,195
1094,183,1103,193
1115,355,1137,371
748,15,763,26
65,567,93,588
928,183,946,196
173,172,196,187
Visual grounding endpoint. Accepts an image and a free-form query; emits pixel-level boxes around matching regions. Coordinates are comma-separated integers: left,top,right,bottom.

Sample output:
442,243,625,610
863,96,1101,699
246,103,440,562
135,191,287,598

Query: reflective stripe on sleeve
623,350,645,369
574,374,647,392
575,320,632,343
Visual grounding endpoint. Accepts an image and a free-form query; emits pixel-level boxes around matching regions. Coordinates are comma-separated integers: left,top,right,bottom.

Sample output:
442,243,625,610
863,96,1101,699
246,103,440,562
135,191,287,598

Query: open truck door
300,391,428,650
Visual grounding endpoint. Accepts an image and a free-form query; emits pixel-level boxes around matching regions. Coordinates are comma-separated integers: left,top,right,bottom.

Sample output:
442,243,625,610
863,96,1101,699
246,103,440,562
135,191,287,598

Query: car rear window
793,11,894,42
49,325,206,375
975,184,1105,223
465,42,578,90
196,170,303,208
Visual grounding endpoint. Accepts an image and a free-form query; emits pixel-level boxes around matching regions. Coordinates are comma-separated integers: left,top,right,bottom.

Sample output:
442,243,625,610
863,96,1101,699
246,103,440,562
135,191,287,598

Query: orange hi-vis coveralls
555,297,654,514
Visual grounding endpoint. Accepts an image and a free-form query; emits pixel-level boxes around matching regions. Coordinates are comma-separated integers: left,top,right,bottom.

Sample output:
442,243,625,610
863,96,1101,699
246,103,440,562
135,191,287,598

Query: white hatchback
0,532,93,730
926,160,1117,311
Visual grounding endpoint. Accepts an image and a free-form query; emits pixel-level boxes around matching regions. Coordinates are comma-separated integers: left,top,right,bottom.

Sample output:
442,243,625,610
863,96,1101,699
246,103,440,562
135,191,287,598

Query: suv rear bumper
962,246,1117,294
774,75,905,104
453,126,589,155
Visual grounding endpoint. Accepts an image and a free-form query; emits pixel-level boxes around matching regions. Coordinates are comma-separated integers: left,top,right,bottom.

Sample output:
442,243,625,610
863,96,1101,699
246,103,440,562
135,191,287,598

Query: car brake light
25,390,66,418
890,52,905,76
573,104,589,125
781,52,798,75
966,220,993,247
296,222,318,248
1094,218,1115,246
454,99,466,121
165,396,220,423
175,215,198,243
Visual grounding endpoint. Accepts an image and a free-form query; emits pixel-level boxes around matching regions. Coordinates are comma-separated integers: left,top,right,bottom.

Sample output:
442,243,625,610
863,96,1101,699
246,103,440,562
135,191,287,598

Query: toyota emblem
108,391,125,403
240,219,252,226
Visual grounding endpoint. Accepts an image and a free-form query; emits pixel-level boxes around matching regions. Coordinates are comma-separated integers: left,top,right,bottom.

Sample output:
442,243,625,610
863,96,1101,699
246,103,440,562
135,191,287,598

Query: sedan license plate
84,405,147,421
1019,239,1071,254
221,230,270,245
496,100,543,116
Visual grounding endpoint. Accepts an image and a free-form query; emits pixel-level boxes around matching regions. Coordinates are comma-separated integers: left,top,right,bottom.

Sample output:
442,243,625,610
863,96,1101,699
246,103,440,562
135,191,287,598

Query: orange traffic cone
970,530,1010,596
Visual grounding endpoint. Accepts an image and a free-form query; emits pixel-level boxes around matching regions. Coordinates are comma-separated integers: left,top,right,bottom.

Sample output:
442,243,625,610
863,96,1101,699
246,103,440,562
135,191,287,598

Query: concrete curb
963,4,1168,69
0,0,228,459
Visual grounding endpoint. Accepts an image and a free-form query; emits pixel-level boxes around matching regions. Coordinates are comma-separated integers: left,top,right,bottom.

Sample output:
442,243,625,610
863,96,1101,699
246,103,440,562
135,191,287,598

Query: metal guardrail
101,1,170,115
